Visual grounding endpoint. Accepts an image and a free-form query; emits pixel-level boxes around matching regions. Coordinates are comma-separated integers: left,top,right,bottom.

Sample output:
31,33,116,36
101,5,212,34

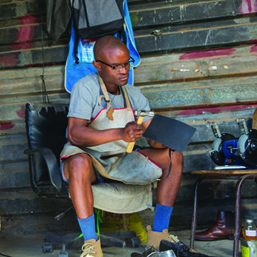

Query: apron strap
120,86,131,111
98,73,132,112
98,74,112,113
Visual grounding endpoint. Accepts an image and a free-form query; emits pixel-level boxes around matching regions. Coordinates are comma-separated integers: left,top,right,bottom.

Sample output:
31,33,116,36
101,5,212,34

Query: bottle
244,219,257,241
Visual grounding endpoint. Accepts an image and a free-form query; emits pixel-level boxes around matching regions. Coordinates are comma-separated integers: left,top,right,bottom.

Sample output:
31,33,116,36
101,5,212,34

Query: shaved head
92,35,131,91
94,36,128,61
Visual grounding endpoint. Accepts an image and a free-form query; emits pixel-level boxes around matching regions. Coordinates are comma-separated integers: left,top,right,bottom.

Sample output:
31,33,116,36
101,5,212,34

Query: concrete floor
0,230,242,257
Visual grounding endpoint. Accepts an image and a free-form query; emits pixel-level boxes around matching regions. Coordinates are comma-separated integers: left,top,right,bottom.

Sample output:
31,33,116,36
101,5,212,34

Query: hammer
126,110,155,153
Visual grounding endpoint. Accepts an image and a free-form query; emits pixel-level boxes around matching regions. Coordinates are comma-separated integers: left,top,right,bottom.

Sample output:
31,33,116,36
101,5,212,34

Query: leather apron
60,76,162,185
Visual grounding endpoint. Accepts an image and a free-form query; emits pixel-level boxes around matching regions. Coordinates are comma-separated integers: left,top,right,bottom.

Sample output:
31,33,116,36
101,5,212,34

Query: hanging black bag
72,0,124,39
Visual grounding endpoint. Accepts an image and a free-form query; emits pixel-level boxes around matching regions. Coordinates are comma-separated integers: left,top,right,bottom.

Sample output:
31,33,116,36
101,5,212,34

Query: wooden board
130,0,242,27
192,169,257,175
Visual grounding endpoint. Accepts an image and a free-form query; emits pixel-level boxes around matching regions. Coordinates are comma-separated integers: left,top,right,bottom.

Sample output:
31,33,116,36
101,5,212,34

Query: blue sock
152,204,173,232
77,213,98,241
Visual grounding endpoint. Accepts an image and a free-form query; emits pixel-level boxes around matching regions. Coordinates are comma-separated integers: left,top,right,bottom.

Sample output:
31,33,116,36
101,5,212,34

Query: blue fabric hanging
64,0,140,93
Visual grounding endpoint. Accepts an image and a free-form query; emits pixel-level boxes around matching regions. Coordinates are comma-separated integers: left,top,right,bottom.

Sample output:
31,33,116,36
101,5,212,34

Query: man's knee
64,153,93,181
172,150,183,164
170,150,183,175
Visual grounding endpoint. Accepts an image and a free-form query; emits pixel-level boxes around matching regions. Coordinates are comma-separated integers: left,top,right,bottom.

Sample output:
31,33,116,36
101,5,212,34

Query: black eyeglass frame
95,56,135,70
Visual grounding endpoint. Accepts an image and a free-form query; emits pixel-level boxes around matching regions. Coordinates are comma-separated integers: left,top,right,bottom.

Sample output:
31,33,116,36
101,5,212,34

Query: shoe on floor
194,210,235,241
146,225,178,250
131,246,176,257
160,239,212,257
131,246,156,257
80,239,103,257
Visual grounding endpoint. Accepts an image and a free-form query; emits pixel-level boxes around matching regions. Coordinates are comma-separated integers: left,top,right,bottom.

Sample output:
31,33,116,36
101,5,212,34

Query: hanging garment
46,0,71,42
64,0,140,93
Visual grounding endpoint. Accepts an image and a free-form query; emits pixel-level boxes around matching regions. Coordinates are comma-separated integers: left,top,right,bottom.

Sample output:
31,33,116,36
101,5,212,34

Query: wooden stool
189,169,257,257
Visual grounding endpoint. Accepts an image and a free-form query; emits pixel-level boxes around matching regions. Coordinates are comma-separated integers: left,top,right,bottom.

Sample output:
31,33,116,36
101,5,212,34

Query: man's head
93,36,132,92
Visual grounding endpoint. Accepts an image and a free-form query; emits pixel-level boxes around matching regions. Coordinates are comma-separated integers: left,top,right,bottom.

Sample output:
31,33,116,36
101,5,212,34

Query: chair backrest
25,103,69,196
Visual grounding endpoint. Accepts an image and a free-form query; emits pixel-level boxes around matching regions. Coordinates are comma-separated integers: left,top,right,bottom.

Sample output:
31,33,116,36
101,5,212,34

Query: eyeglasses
96,56,135,72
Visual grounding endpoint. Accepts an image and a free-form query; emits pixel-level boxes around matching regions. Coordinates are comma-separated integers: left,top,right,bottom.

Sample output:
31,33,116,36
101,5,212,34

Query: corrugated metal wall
1,0,257,236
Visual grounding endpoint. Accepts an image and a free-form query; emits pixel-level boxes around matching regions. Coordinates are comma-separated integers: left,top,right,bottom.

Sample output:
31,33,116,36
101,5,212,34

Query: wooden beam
135,17,257,53
0,0,45,21
130,0,242,28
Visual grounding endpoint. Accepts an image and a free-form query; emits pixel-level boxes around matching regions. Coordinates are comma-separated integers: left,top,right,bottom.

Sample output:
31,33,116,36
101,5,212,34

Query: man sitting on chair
60,36,183,257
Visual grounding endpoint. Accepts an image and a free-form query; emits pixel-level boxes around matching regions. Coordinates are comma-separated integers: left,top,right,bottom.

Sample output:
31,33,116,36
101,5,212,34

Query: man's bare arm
68,117,144,147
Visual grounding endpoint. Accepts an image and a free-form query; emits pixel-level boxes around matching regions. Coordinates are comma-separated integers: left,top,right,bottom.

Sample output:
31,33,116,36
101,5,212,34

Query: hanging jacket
46,0,71,43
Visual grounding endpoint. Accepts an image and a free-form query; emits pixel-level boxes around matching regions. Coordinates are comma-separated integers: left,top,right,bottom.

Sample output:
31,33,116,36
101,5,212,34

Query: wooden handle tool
126,110,154,153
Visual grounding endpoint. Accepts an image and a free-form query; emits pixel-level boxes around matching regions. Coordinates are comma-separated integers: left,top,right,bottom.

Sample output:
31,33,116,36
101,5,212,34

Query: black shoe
131,246,156,257
160,240,212,257
131,246,176,257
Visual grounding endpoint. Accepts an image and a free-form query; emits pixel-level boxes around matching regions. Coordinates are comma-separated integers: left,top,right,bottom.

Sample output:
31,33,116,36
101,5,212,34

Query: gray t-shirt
68,72,151,122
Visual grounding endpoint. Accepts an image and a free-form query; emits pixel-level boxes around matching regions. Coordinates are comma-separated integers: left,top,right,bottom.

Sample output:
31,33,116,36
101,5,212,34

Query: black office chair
24,102,152,253
24,102,69,198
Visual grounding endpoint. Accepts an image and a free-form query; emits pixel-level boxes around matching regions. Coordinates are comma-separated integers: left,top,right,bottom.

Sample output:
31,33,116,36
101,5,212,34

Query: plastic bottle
244,219,257,241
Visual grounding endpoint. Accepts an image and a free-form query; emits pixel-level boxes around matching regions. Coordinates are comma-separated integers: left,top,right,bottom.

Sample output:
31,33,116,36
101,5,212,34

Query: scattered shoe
195,210,235,241
131,246,156,257
131,246,176,257
160,239,212,257
80,239,103,257
146,225,177,250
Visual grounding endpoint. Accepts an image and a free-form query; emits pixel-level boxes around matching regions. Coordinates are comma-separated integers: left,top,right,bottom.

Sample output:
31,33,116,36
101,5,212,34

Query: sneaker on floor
80,239,103,257
146,225,177,250
160,239,213,257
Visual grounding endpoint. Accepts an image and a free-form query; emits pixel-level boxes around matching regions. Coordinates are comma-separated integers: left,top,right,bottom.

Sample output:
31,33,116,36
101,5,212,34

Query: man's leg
140,147,183,205
140,148,183,249
63,153,96,219
63,153,103,257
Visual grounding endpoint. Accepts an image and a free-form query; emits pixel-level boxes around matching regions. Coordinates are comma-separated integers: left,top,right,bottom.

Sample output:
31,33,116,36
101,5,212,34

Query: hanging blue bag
64,0,140,93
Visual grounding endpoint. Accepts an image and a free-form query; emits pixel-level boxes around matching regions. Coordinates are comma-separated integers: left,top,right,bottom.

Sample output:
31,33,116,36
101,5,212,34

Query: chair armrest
24,147,62,192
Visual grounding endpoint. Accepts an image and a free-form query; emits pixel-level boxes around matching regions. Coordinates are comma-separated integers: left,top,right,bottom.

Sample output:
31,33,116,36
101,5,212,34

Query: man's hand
122,121,144,142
